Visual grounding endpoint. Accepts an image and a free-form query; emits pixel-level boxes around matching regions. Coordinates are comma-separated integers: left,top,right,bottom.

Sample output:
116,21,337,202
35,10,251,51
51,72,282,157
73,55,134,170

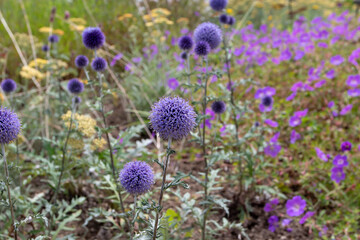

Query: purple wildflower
330,55,344,65
264,143,282,158
341,141,352,152
299,211,315,224
119,161,154,195
289,116,301,127
264,119,278,128
194,22,222,50
340,104,352,115
290,130,301,144
332,155,348,167
331,167,345,183
0,108,21,144
268,215,279,232
1,79,17,93
315,148,328,162
282,219,292,227
346,75,360,87
286,196,306,217
82,27,105,50
167,78,179,90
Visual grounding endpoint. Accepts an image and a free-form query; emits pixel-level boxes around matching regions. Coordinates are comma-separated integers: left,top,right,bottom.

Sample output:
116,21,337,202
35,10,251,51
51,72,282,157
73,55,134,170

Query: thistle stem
201,57,209,240
52,98,76,204
2,144,17,239
153,138,172,240
131,194,137,240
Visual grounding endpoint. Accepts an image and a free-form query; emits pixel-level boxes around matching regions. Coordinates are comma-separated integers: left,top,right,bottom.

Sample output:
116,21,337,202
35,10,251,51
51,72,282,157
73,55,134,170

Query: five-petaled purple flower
332,155,348,167
286,196,306,217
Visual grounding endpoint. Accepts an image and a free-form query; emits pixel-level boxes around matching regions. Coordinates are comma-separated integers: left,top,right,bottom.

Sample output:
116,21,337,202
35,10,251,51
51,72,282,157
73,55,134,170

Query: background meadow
0,0,360,239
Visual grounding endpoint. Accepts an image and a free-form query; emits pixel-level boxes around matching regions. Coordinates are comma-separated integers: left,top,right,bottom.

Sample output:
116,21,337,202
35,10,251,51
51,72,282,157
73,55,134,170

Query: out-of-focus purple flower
211,75,218,83
294,50,305,60
348,89,360,97
328,101,334,108
282,219,292,227
286,196,306,217
319,225,328,237
299,211,315,224
264,119,278,128
290,130,301,144
268,215,279,232
315,80,326,88
280,49,292,61
270,132,280,143
132,57,142,64
340,141,352,152
264,198,279,212
125,63,132,72
226,81,234,91
330,55,344,65
264,143,282,158
200,108,215,129
259,96,274,112
331,167,345,183
317,42,328,48
325,69,336,79
294,109,308,118
286,92,297,101
315,148,328,162
254,86,276,99
332,155,348,167
289,116,301,127
340,104,352,115
167,78,179,90
346,75,360,87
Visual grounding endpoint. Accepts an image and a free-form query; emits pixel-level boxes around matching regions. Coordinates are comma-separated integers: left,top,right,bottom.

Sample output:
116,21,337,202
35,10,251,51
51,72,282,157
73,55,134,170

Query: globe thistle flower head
1,79,17,93
178,36,193,51
340,141,352,152
219,14,229,24
180,51,188,60
227,16,235,26
211,101,226,114
149,96,197,140
210,0,228,11
194,41,210,56
119,161,154,195
42,45,49,52
262,96,273,107
82,27,105,50
194,22,222,50
75,55,89,68
67,78,84,94
0,108,21,144
48,34,59,43
72,96,82,105
91,57,107,72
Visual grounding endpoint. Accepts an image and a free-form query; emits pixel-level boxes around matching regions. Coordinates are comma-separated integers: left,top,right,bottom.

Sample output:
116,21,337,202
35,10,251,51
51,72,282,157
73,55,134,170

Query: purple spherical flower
194,22,222,50
72,96,82,105
211,101,226,114
149,96,197,140
91,57,107,72
119,161,154,195
48,34,59,43
227,16,235,26
180,51,188,60
194,41,210,56
340,141,352,152
82,27,105,50
67,78,84,94
332,155,348,167
42,45,49,52
0,108,21,144
219,14,229,24
286,196,306,217
178,36,193,51
261,96,273,107
75,55,89,68
1,79,17,93
210,0,228,11
331,167,345,183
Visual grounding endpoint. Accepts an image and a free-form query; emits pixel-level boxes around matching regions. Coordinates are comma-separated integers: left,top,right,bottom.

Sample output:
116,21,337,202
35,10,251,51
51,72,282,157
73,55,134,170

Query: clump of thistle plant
149,96,196,239
0,107,21,239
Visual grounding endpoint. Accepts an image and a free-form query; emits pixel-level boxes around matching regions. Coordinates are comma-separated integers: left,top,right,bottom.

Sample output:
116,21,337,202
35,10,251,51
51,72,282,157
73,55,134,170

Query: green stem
2,144,17,239
201,57,209,240
131,194,137,240
153,138,172,240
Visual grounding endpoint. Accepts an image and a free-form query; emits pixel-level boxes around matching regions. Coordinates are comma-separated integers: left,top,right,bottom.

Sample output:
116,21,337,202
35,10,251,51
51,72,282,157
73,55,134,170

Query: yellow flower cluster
143,8,173,27
39,27,64,35
61,111,97,137
118,13,133,21
91,138,107,150
68,138,85,150
68,18,87,32
20,66,45,81
14,33,42,50
29,58,48,69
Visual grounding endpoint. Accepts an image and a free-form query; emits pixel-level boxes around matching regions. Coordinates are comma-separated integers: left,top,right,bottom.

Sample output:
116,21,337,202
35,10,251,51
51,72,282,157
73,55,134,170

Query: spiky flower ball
219,14,229,24
91,57,107,72
178,36,193,51
42,45,49,52
67,78,84,94
119,161,154,195
1,79,17,93
82,27,105,50
72,96,82,105
262,96,273,107
48,34,59,43
210,0,228,11
75,55,89,68
180,51,188,60
0,108,21,144
194,41,210,56
227,16,235,26
211,101,226,114
149,96,197,140
194,22,222,50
